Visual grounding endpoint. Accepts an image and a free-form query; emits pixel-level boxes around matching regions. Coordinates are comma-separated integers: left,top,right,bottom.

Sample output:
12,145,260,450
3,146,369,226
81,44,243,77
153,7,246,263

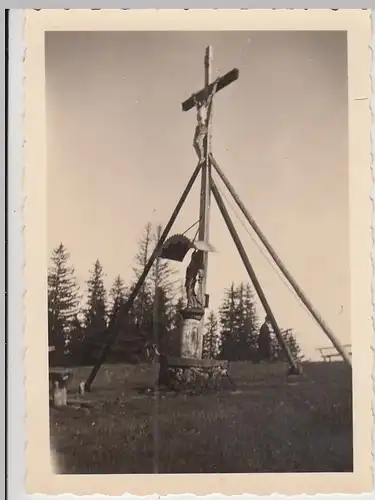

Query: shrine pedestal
158,306,233,393
179,306,205,358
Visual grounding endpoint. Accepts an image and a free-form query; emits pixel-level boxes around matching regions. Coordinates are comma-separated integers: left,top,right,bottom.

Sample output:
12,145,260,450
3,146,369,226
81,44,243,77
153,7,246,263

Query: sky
45,30,349,361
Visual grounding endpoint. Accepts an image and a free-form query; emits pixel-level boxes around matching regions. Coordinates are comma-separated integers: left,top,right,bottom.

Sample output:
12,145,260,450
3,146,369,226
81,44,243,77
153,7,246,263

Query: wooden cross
181,66,239,113
181,46,239,357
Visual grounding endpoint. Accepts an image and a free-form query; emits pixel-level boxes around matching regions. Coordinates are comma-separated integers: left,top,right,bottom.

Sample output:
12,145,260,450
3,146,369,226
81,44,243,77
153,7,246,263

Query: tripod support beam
85,162,203,390
210,176,298,371
210,153,352,367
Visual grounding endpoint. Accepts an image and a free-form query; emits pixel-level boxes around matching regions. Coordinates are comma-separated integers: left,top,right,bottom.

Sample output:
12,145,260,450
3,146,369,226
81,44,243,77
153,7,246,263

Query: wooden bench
317,344,352,362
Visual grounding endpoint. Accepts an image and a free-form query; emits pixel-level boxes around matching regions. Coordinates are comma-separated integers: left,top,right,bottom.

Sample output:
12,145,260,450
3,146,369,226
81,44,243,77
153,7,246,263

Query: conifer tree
236,282,259,356
152,286,170,348
150,224,177,347
271,328,305,362
131,222,178,337
219,283,238,360
83,259,107,361
108,275,127,324
219,282,259,360
131,223,157,331
67,314,86,362
106,275,136,362
47,243,80,358
203,311,221,359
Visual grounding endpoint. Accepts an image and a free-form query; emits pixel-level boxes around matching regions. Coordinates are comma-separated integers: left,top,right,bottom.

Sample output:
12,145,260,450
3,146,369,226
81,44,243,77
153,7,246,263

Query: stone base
161,356,235,393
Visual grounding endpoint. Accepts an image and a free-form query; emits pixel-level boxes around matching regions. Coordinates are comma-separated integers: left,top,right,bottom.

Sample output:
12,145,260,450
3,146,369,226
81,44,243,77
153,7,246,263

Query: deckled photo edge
22,8,373,496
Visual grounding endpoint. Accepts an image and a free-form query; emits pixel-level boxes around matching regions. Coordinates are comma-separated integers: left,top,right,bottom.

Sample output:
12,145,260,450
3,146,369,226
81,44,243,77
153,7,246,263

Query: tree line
48,222,304,367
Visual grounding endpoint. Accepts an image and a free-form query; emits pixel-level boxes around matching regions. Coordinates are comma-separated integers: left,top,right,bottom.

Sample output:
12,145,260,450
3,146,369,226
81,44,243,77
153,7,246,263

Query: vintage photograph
46,28,353,474
23,9,372,496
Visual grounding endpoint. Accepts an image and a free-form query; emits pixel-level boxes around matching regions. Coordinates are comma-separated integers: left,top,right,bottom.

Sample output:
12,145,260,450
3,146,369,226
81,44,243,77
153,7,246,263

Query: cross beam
182,68,239,112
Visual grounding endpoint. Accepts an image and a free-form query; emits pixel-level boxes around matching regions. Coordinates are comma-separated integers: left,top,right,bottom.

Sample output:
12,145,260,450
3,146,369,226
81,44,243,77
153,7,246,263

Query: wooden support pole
210,154,352,367
210,176,298,371
196,45,213,357
85,162,203,390
181,49,239,360
153,225,162,350
197,46,212,261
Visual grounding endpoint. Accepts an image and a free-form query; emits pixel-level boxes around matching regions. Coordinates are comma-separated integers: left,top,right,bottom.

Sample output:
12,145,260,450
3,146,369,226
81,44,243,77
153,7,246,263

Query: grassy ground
50,361,353,474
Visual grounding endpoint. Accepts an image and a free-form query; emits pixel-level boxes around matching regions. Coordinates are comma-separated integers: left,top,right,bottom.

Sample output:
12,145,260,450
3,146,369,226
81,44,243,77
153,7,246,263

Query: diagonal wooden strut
210,176,298,371
85,162,203,390
210,153,352,367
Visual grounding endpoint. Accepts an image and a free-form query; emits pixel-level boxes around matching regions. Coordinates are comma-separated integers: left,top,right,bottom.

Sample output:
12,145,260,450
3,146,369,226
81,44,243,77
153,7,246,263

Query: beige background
23,9,373,496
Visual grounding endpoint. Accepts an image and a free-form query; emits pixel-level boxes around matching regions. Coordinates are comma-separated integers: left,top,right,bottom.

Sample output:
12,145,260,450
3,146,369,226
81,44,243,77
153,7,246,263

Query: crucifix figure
192,78,219,164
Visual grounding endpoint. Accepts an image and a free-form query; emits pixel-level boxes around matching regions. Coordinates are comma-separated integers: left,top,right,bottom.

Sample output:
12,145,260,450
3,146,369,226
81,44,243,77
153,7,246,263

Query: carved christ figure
185,250,205,308
193,79,219,164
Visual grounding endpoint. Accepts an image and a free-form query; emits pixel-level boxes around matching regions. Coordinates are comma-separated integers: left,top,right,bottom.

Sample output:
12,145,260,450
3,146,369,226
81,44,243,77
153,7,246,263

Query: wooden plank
181,68,239,112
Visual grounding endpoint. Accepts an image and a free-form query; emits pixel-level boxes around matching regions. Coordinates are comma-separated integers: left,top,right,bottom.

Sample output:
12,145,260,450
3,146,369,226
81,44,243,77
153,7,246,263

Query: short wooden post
52,381,67,408
78,381,85,396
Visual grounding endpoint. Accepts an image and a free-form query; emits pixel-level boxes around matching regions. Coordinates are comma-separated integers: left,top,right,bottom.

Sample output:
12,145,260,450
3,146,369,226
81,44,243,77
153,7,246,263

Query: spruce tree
150,225,176,348
203,311,221,359
108,275,127,323
219,283,238,360
47,243,80,359
68,314,86,363
218,282,259,360
272,328,305,362
152,286,170,349
235,283,247,356
83,259,108,361
131,222,178,337
107,275,135,362
131,223,156,332
236,283,259,358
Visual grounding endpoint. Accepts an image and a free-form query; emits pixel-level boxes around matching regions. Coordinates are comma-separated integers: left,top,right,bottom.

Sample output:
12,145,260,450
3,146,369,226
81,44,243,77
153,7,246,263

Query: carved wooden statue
185,250,205,309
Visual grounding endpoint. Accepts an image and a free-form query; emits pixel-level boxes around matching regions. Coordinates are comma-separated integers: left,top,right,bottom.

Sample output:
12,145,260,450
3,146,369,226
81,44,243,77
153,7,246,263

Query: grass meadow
50,360,353,474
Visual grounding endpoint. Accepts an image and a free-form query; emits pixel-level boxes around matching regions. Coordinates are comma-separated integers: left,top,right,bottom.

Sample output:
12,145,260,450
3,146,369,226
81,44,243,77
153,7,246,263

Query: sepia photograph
23,9,372,496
